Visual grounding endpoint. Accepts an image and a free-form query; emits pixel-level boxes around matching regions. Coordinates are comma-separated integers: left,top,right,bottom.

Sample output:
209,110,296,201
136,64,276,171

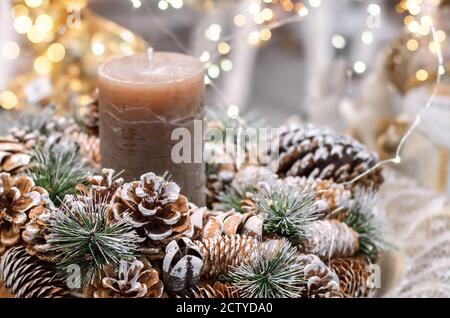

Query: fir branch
255,184,321,244
47,195,142,286
217,184,248,212
226,240,305,298
344,189,387,261
25,146,91,203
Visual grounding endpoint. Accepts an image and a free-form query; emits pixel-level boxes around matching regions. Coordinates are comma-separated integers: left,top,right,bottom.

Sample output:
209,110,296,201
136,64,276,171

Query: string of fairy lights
0,0,447,111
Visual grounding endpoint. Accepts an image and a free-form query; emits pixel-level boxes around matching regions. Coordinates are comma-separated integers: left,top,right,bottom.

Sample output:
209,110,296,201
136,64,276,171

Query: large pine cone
330,257,374,298
0,246,70,298
298,254,342,298
301,220,359,260
273,125,383,189
0,130,36,175
84,259,163,298
190,206,263,240
0,173,47,255
109,173,192,253
195,235,258,280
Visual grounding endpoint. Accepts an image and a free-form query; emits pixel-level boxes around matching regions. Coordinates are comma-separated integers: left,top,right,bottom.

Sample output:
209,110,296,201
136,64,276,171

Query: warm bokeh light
14,15,33,34
259,28,272,41
0,91,18,110
416,69,429,81
34,56,52,75
406,38,419,51
25,0,43,8
218,42,231,55
27,26,46,43
47,43,66,62
35,14,54,33
2,41,21,60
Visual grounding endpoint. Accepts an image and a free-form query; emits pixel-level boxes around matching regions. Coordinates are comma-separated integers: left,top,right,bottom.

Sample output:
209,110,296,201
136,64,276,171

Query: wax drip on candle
147,47,154,66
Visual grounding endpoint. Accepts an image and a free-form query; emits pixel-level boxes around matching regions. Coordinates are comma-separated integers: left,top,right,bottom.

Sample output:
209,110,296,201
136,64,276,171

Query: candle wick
147,47,154,66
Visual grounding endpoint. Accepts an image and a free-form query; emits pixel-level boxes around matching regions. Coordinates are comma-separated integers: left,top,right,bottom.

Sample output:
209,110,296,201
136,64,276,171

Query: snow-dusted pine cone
83,89,99,136
84,259,163,298
282,176,352,218
70,132,101,169
0,130,36,175
330,257,374,298
298,254,342,298
301,220,359,260
195,235,259,279
76,168,124,203
187,282,239,298
0,246,70,298
0,173,47,255
109,173,192,255
273,125,383,189
190,206,263,240
206,168,235,209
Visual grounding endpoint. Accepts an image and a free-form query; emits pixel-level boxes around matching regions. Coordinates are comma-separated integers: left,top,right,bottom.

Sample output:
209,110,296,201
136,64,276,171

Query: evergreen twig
226,240,305,298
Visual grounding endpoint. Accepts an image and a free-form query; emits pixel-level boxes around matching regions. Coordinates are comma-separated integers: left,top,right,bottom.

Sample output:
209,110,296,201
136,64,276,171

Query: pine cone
282,177,352,218
163,238,203,292
0,246,70,298
21,205,55,262
76,168,124,203
0,173,47,255
195,235,258,279
206,168,235,209
187,282,239,298
273,125,383,189
298,254,342,298
110,172,192,255
0,131,36,175
301,220,359,260
84,259,163,298
83,89,99,136
190,207,263,240
71,132,101,169
329,257,374,298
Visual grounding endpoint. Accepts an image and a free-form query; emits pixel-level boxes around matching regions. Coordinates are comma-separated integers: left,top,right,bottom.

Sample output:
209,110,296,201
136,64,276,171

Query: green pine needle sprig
256,184,321,244
226,240,305,298
47,195,142,287
217,184,249,212
344,188,388,261
25,146,91,203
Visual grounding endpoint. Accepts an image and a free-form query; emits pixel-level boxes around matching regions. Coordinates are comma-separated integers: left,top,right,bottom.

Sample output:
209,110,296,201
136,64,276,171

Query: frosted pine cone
84,259,164,298
83,89,99,136
190,206,263,240
110,173,192,254
0,246,70,298
76,168,124,203
71,132,101,169
187,282,239,298
273,125,383,189
206,168,235,209
0,173,47,255
298,254,342,298
282,176,352,218
0,130,36,175
195,235,259,279
330,257,374,298
301,220,359,260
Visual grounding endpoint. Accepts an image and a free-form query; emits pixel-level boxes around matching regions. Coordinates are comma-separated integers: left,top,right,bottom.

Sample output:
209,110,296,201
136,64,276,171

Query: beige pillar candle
98,51,205,206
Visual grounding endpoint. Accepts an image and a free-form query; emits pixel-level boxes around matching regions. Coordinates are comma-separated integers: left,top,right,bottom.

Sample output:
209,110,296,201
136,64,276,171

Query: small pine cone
70,132,101,169
195,235,259,280
0,173,47,255
21,205,55,262
0,130,36,175
298,254,342,298
190,207,263,240
110,172,192,254
206,168,235,209
301,220,359,260
163,238,203,292
282,177,352,218
84,259,163,298
187,282,239,298
0,246,70,298
330,258,374,298
83,89,99,136
76,168,124,203
273,125,383,189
